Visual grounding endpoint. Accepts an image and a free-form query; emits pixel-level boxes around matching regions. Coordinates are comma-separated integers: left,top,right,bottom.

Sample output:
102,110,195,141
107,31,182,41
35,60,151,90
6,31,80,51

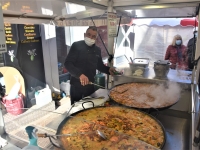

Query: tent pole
107,0,115,89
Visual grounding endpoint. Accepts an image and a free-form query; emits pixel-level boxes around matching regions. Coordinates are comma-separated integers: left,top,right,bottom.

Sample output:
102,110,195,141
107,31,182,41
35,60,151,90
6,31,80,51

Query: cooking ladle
38,130,107,140
89,82,106,89
97,130,107,140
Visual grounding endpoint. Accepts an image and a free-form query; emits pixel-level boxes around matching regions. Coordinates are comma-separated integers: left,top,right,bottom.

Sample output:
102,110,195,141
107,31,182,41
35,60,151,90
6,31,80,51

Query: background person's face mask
84,37,95,46
195,32,198,38
176,40,182,45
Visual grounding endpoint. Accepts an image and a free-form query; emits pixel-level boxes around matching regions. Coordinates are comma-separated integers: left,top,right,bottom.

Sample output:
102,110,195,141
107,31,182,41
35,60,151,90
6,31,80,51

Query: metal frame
1,0,200,149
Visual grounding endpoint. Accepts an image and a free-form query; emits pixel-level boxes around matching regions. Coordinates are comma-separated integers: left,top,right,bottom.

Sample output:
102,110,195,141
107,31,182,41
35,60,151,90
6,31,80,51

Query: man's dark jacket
64,40,110,87
187,37,196,70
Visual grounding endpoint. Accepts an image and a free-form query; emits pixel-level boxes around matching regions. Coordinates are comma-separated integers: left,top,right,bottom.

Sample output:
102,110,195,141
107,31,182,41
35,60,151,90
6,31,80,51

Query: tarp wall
133,25,194,65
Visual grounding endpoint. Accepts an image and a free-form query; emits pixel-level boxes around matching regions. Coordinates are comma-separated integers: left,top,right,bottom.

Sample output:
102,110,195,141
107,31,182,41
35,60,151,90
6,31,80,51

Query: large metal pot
56,106,166,150
154,60,170,78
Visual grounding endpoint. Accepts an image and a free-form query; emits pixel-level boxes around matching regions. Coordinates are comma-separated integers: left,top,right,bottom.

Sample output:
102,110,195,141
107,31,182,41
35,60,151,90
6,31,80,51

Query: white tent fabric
113,18,196,66
133,18,183,27
133,25,194,66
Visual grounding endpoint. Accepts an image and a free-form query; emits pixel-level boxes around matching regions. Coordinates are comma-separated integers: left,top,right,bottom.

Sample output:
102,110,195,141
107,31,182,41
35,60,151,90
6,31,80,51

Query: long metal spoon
38,133,75,137
89,82,106,89
38,130,107,140
97,130,107,140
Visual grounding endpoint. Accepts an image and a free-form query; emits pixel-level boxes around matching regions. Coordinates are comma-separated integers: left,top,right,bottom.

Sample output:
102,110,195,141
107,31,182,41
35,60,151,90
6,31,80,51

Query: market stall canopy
180,18,199,27
132,18,199,27
1,0,200,25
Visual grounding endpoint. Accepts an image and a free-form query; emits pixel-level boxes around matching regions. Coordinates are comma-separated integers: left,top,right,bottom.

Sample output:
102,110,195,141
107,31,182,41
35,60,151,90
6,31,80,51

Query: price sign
107,12,117,37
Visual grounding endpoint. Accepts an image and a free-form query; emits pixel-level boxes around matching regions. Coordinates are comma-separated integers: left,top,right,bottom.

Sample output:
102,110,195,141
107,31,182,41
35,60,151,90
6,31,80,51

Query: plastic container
2,94,24,115
60,80,70,96
35,87,52,107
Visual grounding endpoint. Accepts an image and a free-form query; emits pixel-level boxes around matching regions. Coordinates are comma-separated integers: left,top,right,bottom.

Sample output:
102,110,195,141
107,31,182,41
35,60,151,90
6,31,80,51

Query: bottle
94,72,105,90
22,126,41,150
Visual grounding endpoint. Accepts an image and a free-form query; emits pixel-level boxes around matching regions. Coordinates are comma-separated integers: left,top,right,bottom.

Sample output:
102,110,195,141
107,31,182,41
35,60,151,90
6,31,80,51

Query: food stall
54,1,199,149
0,0,200,150
46,1,200,150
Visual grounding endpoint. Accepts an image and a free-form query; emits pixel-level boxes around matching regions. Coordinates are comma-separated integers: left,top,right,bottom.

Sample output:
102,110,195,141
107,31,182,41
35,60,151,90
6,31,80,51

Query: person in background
187,27,198,70
64,26,116,104
165,34,188,70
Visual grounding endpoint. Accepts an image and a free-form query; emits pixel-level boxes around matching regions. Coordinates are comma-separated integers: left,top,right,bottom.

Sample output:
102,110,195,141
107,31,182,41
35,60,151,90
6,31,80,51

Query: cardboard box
56,97,71,108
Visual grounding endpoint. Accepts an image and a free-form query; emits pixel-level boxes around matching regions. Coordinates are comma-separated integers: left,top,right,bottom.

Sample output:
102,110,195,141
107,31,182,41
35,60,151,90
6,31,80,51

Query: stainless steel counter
113,67,192,112
113,67,191,85
157,113,190,150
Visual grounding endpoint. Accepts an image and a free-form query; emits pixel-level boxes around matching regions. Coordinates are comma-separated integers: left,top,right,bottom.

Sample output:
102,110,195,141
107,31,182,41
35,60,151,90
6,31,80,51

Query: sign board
0,3,7,53
4,23,18,45
4,24,18,64
107,12,117,37
18,24,40,42
56,17,131,27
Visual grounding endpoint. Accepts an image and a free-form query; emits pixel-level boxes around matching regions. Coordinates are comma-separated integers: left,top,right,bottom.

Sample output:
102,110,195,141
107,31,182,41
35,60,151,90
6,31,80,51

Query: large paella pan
57,106,166,150
109,82,180,109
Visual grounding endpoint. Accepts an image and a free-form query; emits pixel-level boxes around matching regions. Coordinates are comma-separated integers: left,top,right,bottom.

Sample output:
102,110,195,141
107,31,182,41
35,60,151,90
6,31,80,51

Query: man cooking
64,26,116,104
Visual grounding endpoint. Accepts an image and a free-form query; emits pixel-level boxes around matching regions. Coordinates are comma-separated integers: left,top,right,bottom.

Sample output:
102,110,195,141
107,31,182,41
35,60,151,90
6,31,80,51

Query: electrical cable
90,15,122,89
90,17,110,57
113,16,122,55
90,17,112,89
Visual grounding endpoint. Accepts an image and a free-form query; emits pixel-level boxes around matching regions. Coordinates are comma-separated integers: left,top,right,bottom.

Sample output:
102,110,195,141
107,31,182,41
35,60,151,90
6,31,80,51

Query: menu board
5,23,18,45
3,23,20,68
18,24,40,41
17,24,45,88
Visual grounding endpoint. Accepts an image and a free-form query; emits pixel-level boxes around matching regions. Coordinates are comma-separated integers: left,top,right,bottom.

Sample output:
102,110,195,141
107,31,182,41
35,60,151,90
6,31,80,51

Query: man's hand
109,67,117,75
79,74,89,86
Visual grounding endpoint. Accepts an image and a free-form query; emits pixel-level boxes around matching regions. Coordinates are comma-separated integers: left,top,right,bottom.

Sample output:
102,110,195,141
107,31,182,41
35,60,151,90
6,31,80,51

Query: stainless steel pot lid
154,60,170,65
133,58,149,65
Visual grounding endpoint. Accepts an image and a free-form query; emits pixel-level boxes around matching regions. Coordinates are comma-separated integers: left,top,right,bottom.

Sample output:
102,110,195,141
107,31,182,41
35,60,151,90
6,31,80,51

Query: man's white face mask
84,37,95,46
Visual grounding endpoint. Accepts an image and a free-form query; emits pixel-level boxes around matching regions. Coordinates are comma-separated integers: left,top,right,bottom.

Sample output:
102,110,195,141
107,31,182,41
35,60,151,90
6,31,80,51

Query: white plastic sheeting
132,18,199,27
133,18,182,27
133,25,194,66
131,7,196,18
